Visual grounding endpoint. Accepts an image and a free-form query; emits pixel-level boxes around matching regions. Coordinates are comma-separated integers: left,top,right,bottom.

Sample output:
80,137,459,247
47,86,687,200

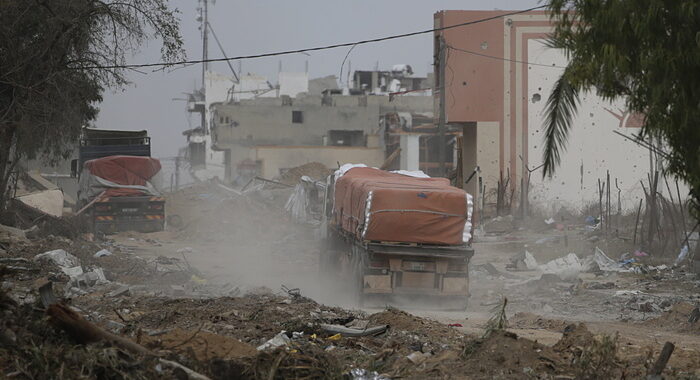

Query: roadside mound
643,302,700,333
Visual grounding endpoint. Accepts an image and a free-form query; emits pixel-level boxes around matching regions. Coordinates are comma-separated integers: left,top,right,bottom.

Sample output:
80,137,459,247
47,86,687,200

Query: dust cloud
149,181,348,306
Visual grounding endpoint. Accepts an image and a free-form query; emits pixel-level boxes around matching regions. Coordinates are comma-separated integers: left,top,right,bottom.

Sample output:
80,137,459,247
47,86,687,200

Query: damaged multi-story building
433,9,688,216
189,67,453,184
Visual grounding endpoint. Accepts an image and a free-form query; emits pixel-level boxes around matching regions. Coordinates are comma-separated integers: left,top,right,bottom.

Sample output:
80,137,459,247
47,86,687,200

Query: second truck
74,128,165,234
320,165,474,309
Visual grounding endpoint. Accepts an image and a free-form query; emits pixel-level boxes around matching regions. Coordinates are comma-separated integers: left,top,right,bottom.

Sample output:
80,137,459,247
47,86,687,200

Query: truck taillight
149,204,163,210
95,205,111,211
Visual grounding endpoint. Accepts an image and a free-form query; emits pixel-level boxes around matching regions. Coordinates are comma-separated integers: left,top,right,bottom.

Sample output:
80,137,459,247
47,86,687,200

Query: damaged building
197,68,445,184
434,10,688,216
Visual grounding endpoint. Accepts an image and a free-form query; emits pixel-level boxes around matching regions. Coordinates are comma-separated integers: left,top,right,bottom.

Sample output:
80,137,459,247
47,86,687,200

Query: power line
74,5,547,71
446,44,567,69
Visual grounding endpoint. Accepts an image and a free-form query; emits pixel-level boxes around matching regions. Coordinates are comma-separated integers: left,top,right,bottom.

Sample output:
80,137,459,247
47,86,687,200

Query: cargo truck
320,165,474,309
74,128,165,234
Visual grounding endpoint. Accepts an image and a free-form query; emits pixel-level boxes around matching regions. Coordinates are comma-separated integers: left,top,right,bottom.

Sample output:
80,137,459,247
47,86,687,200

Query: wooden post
633,198,643,245
647,342,675,379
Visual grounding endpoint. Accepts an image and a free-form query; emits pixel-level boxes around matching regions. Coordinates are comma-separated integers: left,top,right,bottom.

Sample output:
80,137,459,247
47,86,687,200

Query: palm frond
542,68,580,178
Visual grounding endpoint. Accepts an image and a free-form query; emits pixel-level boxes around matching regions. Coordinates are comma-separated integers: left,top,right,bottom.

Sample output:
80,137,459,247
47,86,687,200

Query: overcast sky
96,0,540,157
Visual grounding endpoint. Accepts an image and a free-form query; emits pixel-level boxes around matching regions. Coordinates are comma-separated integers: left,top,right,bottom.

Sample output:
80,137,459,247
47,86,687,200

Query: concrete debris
16,188,64,217
34,249,80,268
507,250,539,271
70,267,109,289
107,285,130,297
0,223,28,242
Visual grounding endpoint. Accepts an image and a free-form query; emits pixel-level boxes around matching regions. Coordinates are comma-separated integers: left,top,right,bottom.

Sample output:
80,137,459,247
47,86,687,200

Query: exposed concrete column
399,134,420,171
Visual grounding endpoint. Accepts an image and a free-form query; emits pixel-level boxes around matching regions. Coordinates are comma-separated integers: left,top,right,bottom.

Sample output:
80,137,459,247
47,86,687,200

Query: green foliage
544,0,700,214
0,0,184,206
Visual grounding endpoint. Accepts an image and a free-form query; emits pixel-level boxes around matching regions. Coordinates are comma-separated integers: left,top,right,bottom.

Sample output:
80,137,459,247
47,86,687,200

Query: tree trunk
0,126,17,211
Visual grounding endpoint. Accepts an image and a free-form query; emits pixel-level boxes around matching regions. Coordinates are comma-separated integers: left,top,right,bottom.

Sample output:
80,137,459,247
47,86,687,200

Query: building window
328,130,365,147
292,110,303,124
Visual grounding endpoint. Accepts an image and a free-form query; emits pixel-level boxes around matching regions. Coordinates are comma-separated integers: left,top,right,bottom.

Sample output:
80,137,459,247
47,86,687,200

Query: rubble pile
274,162,332,186
2,179,699,378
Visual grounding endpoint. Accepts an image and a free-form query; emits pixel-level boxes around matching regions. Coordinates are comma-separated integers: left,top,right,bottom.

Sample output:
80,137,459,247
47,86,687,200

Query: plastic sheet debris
257,331,291,351
539,253,586,281
593,247,632,273
544,218,555,225
94,249,112,258
674,245,689,266
285,180,309,221
320,324,388,337
350,368,389,380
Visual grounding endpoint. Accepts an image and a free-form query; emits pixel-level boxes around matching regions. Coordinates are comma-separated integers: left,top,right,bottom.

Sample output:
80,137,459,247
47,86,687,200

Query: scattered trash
539,253,586,281
593,247,632,273
544,218,555,225
447,323,463,327
633,250,649,257
257,331,291,351
349,368,389,380
320,323,388,337
406,351,432,364
94,249,113,257
674,245,689,266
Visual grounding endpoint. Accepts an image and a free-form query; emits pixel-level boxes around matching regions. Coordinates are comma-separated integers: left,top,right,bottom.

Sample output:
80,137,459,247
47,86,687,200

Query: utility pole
175,156,180,190
200,0,209,88
438,36,447,177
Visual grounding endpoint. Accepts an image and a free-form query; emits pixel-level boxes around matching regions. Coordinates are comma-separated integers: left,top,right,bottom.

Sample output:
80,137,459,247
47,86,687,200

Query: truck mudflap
91,196,165,233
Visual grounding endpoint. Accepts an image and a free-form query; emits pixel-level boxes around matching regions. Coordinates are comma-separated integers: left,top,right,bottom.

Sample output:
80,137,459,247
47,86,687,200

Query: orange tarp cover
84,156,161,197
333,167,468,245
